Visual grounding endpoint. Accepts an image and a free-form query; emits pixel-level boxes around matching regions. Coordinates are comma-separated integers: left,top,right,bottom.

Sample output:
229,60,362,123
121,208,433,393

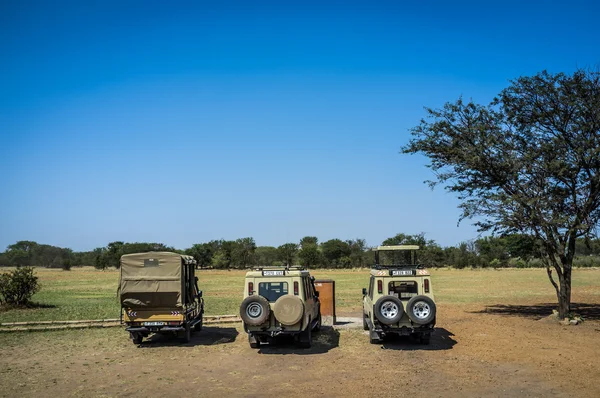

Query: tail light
294,281,299,295
377,280,382,294
248,282,254,295
424,279,430,293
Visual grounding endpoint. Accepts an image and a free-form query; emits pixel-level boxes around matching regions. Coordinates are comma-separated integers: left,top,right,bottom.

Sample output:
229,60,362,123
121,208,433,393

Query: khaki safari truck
240,266,321,349
362,245,436,344
119,252,204,345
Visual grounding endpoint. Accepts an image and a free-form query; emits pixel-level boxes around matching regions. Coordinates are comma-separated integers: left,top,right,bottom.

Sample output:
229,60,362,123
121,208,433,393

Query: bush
573,256,600,268
0,267,40,306
62,258,72,271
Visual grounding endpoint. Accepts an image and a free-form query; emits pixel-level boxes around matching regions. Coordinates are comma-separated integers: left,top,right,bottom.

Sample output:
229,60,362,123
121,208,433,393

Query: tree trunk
557,264,572,319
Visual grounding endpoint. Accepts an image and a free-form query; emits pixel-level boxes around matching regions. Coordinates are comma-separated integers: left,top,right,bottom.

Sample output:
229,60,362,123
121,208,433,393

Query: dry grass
1,267,599,322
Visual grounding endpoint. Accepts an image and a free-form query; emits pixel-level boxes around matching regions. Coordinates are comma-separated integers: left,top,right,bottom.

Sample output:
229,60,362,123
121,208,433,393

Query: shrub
0,267,40,306
62,258,72,271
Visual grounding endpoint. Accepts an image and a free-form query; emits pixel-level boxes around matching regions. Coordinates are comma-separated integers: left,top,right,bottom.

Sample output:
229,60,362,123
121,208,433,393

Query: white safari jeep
240,266,321,348
362,245,436,344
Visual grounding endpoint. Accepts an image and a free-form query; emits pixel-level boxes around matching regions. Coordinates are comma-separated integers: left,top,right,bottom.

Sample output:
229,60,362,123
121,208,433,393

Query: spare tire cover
240,295,271,326
273,295,304,325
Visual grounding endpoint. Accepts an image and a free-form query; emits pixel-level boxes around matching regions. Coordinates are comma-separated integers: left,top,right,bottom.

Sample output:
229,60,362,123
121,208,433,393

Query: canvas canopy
119,252,196,309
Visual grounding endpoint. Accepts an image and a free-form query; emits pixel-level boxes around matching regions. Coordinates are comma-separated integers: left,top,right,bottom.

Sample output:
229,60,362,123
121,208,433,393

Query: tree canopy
402,69,600,317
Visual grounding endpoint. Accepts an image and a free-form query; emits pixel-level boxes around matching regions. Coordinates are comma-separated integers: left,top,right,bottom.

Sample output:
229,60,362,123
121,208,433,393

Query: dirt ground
1,300,599,398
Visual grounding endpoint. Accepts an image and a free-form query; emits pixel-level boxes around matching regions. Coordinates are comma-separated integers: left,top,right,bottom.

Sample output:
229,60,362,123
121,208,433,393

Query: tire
273,295,304,326
314,312,322,332
131,332,143,345
248,334,259,349
297,322,312,348
363,313,369,331
194,317,203,332
374,296,404,325
181,323,191,343
369,329,382,344
240,295,271,326
406,296,436,325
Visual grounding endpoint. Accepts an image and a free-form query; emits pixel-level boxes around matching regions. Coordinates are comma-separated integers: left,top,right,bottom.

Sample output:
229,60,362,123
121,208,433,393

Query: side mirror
314,291,320,298
362,288,367,296
198,290,203,298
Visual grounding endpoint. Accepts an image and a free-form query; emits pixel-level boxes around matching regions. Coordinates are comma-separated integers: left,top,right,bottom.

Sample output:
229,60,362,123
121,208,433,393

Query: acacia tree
402,70,600,318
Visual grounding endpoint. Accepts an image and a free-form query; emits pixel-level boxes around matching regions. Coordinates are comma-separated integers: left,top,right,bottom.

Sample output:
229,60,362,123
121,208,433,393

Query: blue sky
1,1,598,251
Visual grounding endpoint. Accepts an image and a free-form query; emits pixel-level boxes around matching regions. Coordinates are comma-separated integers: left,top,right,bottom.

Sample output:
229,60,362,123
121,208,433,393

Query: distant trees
298,237,321,267
1,234,599,271
277,243,299,266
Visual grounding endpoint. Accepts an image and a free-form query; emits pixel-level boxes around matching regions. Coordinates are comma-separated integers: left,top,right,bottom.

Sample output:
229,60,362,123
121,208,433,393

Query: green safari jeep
362,245,436,344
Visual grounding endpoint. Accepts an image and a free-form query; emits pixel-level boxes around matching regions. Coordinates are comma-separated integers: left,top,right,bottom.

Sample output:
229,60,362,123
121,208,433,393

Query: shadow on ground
473,302,600,320
139,326,238,348
380,327,457,351
257,326,340,355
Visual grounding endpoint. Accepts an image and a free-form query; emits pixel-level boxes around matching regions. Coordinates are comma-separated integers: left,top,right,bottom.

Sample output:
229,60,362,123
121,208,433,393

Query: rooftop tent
119,252,197,309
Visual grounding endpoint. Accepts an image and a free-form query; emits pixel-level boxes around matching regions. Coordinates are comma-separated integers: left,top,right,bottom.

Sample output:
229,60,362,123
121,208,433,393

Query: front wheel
314,313,322,332
180,323,191,343
194,317,203,332
248,334,259,349
131,332,143,345
369,329,382,345
297,322,312,348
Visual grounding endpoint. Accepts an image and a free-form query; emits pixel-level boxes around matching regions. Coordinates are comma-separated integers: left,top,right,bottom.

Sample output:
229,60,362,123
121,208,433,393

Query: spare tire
374,295,404,325
406,295,436,325
273,295,304,325
240,295,270,326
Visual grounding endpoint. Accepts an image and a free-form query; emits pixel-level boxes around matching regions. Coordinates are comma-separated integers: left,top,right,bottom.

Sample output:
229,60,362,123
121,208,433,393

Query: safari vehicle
240,265,321,348
119,252,204,345
362,245,436,344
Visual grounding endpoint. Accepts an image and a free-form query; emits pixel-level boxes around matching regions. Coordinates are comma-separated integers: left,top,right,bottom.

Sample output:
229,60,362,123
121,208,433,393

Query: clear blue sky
1,0,598,251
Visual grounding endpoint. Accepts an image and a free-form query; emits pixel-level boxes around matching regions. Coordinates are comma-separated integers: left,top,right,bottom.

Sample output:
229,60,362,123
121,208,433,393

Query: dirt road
1,301,599,397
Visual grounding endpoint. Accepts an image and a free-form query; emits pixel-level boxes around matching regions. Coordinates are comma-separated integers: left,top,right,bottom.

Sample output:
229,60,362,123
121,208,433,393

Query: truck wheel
406,296,436,325
363,313,369,330
248,334,259,349
240,295,271,326
180,323,191,343
297,321,312,348
369,329,382,344
374,296,404,325
314,313,322,332
131,332,143,345
194,317,203,332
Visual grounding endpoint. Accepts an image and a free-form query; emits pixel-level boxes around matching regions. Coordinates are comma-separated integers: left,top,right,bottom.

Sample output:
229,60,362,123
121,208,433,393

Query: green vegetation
0,267,40,306
1,267,598,323
2,234,600,271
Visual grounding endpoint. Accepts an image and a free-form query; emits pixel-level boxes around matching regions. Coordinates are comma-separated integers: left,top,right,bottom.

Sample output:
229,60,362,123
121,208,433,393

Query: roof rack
372,264,424,270
252,265,306,271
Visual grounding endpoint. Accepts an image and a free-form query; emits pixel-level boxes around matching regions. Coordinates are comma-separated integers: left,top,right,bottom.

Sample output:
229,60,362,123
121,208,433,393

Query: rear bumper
126,326,185,333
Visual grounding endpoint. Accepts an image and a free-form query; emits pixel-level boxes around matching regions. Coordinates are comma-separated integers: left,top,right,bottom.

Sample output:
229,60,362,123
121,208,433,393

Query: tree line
1,233,599,270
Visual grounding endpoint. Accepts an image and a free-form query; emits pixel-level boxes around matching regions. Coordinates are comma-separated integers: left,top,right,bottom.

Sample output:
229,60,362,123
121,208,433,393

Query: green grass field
1,267,599,323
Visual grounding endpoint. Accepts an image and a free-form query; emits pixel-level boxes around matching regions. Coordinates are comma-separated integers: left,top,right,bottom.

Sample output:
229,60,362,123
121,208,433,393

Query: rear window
388,281,418,299
259,282,289,302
